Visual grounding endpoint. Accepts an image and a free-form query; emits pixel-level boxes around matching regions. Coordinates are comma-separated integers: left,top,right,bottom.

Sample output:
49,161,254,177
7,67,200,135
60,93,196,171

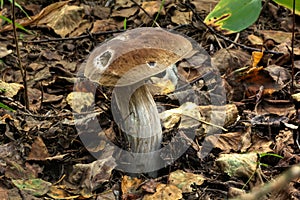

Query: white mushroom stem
113,84,162,172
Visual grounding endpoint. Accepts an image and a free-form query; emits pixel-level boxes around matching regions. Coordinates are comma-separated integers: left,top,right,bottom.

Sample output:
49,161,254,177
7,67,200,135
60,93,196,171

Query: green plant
0,0,32,34
0,102,14,111
0,88,14,111
123,17,127,30
242,153,283,189
7,0,31,19
152,0,165,27
205,0,299,34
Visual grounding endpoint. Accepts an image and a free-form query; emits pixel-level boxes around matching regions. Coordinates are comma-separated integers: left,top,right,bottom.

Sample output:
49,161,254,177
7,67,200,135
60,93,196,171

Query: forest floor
0,0,300,199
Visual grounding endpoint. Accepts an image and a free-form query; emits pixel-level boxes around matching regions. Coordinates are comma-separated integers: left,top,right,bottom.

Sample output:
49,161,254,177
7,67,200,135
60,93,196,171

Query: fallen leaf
251,51,263,68
191,0,219,13
0,44,12,58
205,130,252,153
159,102,202,129
0,1,69,32
259,30,292,43
169,170,205,193
0,80,23,98
248,34,264,46
27,136,50,161
143,184,182,200
91,19,123,33
111,6,139,18
12,178,52,197
216,153,258,178
115,0,139,9
0,187,8,199
171,10,192,25
47,186,80,199
69,145,116,193
66,91,94,113
139,1,165,24
121,175,143,199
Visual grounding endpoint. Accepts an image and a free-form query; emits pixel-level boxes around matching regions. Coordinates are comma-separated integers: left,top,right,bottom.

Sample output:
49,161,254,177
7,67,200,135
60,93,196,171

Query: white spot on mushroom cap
146,61,157,68
93,49,114,71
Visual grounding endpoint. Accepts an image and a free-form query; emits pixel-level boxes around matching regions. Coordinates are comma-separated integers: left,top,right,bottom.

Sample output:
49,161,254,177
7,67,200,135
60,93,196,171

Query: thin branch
23,29,124,44
12,0,29,109
291,0,295,91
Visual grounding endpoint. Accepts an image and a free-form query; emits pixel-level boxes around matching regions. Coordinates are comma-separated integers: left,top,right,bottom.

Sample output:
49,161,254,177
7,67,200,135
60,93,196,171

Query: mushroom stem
113,84,162,173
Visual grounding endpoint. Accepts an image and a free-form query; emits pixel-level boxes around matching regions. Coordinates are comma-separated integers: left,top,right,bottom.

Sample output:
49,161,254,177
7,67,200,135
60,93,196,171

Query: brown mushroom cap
84,27,193,87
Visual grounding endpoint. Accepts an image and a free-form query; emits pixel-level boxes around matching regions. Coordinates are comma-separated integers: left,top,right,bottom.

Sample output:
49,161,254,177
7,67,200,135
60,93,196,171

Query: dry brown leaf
139,1,165,24
251,51,263,68
66,91,94,113
47,186,80,199
230,66,282,97
27,88,63,112
150,77,176,95
0,1,84,37
248,134,273,153
69,20,91,37
248,34,264,46
259,30,292,43
0,43,12,58
143,183,182,200
256,98,295,116
38,4,84,37
274,129,294,156
205,131,252,153
211,49,251,75
121,175,143,199
0,187,8,199
292,93,300,102
169,170,205,193
115,0,139,9
91,19,123,33
216,153,258,178
171,10,192,25
141,179,159,193
160,102,202,129
70,145,116,193
0,1,69,32
27,136,50,161
111,6,139,18
191,0,219,13
0,80,23,98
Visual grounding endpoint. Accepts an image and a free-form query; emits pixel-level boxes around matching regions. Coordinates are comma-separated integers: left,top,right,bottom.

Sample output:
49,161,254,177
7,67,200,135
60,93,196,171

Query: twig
291,0,295,91
12,0,29,109
23,29,124,44
227,33,240,49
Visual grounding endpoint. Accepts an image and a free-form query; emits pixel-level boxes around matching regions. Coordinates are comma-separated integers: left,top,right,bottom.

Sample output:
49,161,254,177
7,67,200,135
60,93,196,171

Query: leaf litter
0,0,299,199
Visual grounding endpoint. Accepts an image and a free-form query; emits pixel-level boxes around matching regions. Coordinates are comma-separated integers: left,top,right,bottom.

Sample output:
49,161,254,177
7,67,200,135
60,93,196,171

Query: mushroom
84,27,193,174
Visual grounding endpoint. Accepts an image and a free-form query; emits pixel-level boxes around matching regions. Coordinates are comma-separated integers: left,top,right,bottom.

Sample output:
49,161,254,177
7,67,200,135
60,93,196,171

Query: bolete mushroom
84,27,193,174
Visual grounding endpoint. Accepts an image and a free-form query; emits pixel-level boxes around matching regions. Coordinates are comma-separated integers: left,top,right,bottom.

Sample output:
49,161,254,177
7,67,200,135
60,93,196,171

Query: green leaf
204,0,262,34
12,179,52,197
123,18,127,30
273,0,300,15
8,0,32,19
0,15,32,34
0,102,14,112
259,153,283,159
